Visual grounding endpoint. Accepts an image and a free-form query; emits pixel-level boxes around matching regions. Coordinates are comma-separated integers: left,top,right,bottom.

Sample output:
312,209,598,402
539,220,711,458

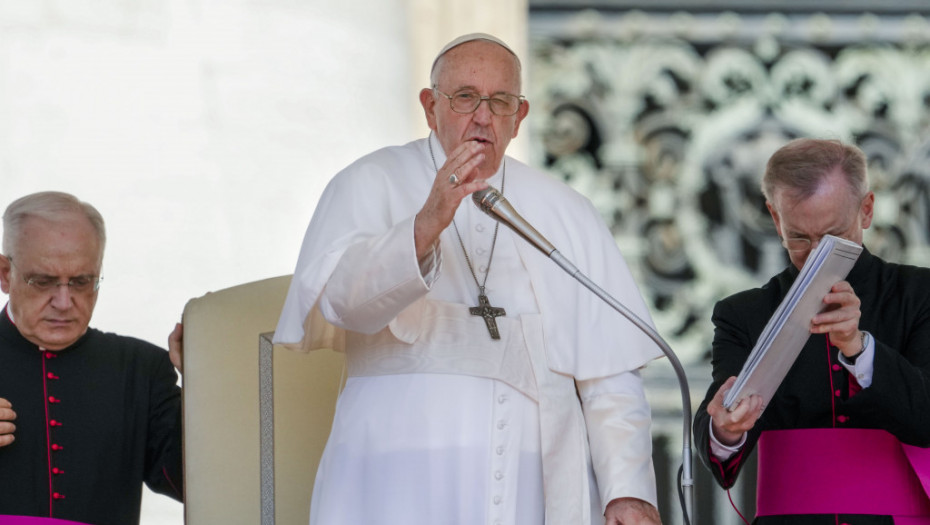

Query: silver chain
427,133,505,296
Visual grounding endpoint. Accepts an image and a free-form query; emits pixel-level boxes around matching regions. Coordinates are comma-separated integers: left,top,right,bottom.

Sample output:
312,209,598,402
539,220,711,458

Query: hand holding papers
722,235,863,411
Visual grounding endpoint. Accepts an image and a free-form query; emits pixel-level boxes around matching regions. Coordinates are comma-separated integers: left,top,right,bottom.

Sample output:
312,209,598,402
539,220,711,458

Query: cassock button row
836,416,849,423
47,372,60,380
834,390,842,398
832,364,841,371
48,396,60,404
496,446,504,455
52,444,63,451
50,420,63,427
52,467,64,475
493,496,502,505
52,493,65,500
476,223,486,233
494,471,503,480
497,420,507,430
45,353,57,359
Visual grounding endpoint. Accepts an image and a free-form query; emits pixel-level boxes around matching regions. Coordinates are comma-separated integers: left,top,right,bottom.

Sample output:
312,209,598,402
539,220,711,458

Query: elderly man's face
767,170,874,270
0,214,102,350
420,40,529,180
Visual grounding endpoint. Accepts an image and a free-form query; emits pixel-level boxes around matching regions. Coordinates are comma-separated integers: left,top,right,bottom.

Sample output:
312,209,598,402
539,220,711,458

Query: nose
49,284,73,309
809,236,823,252
472,98,494,124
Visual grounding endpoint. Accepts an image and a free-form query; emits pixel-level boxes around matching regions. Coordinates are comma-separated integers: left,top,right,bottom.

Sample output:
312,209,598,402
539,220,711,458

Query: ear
0,255,11,294
510,99,530,138
766,200,783,238
859,191,875,230
419,88,438,132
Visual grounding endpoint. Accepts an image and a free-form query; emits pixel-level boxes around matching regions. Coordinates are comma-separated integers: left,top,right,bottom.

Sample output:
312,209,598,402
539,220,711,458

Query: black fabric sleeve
143,351,184,501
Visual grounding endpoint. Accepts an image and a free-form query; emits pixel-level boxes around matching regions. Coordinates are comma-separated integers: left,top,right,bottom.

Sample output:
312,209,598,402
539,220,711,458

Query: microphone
471,184,695,525
472,186,556,256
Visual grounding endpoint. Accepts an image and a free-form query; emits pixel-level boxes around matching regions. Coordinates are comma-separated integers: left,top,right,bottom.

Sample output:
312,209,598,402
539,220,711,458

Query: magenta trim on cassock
0,517,91,525
757,428,930,520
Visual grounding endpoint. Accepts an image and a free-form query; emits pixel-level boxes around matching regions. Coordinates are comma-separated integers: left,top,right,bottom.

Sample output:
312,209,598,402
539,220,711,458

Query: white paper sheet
722,235,863,411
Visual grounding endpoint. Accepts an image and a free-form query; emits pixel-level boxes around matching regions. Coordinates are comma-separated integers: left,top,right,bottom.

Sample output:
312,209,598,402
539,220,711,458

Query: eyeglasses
6,256,102,293
781,238,816,252
779,194,869,253
434,88,525,116
781,233,861,253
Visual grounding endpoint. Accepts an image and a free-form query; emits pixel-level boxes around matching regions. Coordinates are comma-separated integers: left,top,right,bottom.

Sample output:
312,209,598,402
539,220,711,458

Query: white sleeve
708,419,747,461
577,369,658,511
318,216,438,334
837,331,875,388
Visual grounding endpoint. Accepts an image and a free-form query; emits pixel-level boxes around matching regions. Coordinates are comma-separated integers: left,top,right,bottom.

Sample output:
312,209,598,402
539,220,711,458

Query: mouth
469,137,492,145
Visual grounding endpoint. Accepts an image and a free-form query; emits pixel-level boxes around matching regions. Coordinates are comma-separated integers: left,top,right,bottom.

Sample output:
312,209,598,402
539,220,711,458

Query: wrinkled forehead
430,35,522,93
15,214,104,264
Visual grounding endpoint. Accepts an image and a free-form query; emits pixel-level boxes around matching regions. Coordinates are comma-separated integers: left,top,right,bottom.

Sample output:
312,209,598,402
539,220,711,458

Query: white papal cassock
274,135,664,525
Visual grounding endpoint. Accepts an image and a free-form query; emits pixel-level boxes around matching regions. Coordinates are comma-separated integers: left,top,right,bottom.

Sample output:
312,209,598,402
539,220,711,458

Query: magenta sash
0,517,91,525
757,428,930,523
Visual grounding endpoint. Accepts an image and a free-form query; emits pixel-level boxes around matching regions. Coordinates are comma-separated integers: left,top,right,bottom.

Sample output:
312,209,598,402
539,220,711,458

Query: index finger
712,376,738,403
443,141,486,183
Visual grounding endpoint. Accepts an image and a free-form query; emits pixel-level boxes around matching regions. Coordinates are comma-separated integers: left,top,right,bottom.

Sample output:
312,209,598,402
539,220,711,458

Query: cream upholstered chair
181,275,344,525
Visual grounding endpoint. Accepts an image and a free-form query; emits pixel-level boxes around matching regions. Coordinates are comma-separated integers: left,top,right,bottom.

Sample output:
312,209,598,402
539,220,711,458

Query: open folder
723,234,863,411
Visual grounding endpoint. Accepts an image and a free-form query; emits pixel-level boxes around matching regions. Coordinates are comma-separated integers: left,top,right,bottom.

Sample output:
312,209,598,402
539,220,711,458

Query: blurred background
2,1,929,523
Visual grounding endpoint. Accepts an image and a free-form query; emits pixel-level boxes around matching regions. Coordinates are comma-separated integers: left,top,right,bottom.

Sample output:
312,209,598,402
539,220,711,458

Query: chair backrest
181,275,344,525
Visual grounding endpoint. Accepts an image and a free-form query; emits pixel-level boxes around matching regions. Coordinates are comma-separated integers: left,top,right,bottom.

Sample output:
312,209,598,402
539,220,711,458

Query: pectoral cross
470,291,506,340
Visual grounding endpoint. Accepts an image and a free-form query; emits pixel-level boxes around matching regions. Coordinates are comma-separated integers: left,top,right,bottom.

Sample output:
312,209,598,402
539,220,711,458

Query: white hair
2,191,106,257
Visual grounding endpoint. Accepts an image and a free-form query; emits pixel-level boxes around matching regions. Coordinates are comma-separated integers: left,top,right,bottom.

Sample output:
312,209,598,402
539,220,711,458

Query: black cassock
0,309,182,525
693,248,930,525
